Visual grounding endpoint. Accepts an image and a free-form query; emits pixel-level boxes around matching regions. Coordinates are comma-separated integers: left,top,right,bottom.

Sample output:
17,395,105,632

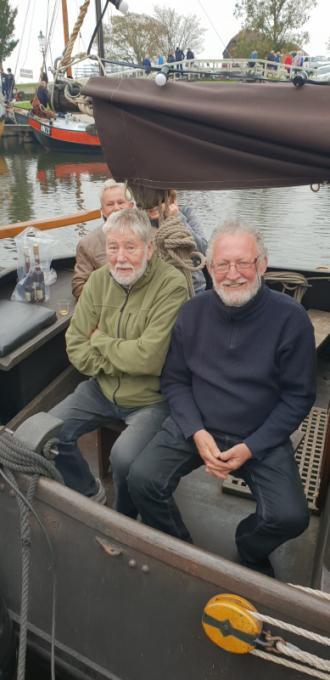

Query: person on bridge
127,221,316,577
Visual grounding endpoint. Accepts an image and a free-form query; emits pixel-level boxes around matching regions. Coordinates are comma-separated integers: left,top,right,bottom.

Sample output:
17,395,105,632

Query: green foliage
229,31,273,59
0,0,18,66
234,0,317,50
104,13,164,63
104,5,206,63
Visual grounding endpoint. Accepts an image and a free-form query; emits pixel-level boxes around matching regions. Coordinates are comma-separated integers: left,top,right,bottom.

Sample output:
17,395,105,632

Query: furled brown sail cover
83,77,330,190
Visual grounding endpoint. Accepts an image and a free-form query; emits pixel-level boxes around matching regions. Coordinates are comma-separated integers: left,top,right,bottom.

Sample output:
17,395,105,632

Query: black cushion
0,301,57,357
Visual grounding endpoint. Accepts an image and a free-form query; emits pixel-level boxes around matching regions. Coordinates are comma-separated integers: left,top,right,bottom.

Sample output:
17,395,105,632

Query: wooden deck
308,309,330,349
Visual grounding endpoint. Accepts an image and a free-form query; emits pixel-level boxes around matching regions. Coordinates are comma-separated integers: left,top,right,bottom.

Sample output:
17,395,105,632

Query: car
303,55,330,70
312,63,330,80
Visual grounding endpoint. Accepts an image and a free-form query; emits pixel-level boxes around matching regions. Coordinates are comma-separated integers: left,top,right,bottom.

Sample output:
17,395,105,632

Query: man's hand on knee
193,429,231,477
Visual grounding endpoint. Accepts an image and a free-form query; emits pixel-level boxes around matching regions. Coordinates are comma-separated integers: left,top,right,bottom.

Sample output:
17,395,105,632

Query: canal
0,145,329,272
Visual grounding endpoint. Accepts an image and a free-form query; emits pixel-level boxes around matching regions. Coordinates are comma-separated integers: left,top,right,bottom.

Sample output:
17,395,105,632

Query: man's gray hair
100,178,133,203
206,220,268,263
103,207,153,243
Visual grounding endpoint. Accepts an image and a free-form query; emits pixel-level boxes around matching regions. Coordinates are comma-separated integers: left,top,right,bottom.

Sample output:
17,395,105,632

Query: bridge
73,57,309,82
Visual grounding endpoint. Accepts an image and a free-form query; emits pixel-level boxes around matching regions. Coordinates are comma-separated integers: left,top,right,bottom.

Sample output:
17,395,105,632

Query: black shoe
241,557,275,578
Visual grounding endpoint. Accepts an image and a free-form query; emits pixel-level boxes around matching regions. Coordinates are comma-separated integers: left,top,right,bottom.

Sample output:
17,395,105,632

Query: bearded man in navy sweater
127,221,316,577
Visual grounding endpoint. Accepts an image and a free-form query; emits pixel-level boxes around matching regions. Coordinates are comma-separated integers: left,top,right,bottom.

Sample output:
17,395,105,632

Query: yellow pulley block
202,593,262,654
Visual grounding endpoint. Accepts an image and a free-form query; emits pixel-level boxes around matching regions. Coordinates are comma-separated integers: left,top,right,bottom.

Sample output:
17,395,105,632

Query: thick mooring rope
0,429,63,680
264,271,309,303
252,611,330,647
155,214,206,297
59,0,91,69
250,584,330,679
251,649,330,680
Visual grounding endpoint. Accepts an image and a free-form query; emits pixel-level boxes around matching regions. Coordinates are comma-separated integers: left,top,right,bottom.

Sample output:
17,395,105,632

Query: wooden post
61,0,73,77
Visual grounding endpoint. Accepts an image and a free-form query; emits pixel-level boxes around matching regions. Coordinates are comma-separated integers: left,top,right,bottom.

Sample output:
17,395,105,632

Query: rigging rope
59,0,91,69
252,610,330,647
251,649,330,680
14,0,32,79
0,429,63,680
249,583,330,679
155,214,206,298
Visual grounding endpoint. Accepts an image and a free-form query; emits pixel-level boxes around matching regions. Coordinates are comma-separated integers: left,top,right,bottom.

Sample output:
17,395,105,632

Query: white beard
213,274,261,307
110,250,149,287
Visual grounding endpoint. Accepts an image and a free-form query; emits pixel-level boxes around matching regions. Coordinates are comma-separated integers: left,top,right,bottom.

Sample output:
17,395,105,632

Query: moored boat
28,112,101,153
0,77,330,680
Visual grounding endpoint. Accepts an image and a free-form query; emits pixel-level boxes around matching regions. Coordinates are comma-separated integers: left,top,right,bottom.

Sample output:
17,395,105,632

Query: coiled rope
0,428,63,680
155,214,206,297
264,271,310,303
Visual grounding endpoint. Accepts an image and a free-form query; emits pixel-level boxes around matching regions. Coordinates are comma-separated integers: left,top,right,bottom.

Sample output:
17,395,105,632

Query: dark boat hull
1,475,329,680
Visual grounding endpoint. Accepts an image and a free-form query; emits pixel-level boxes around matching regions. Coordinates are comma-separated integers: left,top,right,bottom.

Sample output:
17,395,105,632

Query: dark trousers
128,417,310,563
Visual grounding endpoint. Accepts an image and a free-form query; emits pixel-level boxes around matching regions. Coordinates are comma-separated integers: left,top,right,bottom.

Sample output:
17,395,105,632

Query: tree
234,0,317,51
0,0,18,67
152,6,206,55
104,6,206,64
104,13,164,63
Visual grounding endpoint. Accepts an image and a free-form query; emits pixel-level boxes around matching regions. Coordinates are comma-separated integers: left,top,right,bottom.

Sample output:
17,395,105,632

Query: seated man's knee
127,456,161,502
271,503,310,539
109,439,132,480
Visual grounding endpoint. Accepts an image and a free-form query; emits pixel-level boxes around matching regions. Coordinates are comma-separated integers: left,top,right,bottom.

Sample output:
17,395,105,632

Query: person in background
266,50,276,70
175,47,184,71
4,68,15,102
248,49,258,67
36,80,51,108
51,208,189,510
72,180,134,299
31,81,55,119
129,185,207,294
156,54,165,66
284,52,293,74
186,48,195,61
167,52,175,64
142,55,152,75
127,221,316,577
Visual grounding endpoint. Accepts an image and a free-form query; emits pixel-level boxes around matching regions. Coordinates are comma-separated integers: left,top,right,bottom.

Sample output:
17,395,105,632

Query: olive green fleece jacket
66,253,189,407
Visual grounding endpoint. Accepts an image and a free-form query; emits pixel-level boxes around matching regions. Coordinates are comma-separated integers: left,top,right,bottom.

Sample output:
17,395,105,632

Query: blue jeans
128,416,310,562
51,379,169,516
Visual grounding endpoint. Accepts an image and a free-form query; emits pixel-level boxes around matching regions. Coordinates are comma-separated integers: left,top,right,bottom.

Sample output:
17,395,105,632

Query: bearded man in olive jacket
52,208,188,511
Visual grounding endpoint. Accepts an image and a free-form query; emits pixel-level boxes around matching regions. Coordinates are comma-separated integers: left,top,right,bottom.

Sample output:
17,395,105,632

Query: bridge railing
73,58,310,82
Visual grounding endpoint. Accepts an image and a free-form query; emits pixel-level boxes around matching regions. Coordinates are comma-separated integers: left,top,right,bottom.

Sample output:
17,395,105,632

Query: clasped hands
193,429,252,479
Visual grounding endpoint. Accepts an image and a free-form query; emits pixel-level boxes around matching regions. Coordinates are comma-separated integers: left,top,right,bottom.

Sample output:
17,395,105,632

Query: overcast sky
6,0,330,81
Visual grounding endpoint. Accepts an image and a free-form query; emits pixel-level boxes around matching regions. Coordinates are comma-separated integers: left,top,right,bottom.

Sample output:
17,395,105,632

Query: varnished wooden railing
0,208,101,239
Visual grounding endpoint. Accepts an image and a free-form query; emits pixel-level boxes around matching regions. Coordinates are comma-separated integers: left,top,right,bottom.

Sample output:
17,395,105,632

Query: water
0,146,329,272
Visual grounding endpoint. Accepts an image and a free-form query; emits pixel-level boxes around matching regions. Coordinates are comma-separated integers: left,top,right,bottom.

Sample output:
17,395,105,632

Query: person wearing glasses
127,220,316,577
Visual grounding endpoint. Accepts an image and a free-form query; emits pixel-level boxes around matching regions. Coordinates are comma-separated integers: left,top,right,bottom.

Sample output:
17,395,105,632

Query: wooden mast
61,0,73,77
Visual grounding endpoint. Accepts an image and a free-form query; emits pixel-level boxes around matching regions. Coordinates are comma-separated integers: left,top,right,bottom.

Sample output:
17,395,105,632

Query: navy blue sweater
161,285,316,459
